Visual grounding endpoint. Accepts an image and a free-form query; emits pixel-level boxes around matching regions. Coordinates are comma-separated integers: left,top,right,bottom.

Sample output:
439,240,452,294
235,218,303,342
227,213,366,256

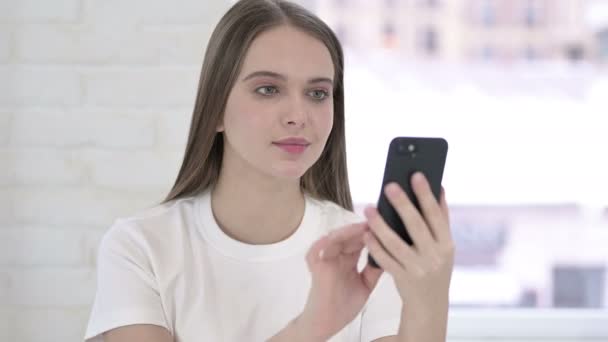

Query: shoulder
308,196,365,233
99,195,199,258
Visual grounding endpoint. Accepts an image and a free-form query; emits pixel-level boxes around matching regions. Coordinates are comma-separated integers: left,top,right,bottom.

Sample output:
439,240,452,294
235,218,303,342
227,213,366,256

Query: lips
272,137,311,154
273,137,311,146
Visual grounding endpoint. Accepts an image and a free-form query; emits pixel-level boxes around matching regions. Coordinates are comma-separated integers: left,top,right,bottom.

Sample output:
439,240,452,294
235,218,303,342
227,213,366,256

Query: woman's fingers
320,223,367,259
410,172,450,243
383,182,436,251
364,206,418,268
343,239,366,254
363,230,406,277
328,222,367,241
440,186,450,225
306,233,331,266
360,262,384,291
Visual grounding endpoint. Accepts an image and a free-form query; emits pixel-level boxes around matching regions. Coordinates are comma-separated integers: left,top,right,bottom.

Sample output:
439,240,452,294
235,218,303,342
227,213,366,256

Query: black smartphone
368,137,448,269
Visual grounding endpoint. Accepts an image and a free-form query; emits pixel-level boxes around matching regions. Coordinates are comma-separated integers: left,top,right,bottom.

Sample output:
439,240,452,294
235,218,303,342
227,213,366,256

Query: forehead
239,25,335,80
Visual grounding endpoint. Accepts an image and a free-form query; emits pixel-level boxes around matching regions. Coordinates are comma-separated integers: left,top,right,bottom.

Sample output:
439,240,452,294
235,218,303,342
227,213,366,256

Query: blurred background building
298,0,608,65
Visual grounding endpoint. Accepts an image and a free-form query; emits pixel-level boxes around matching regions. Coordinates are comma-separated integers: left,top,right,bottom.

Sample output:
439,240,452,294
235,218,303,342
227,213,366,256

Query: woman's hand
297,222,384,341
363,172,455,329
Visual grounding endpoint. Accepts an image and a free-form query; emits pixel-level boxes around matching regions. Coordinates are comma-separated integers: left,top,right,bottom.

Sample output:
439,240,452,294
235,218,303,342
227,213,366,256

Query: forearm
395,306,449,342
266,315,324,342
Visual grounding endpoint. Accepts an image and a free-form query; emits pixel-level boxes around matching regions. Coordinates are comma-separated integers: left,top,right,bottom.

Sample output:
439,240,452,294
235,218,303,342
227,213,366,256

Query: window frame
448,308,608,338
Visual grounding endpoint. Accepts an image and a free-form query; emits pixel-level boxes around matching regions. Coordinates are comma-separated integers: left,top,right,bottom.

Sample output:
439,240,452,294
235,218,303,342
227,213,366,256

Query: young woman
84,0,455,341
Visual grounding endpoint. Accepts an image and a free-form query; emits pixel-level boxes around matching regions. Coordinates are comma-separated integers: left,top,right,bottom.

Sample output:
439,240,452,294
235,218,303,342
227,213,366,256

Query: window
523,0,541,27
553,266,605,308
419,26,438,55
524,45,536,60
597,29,608,60
334,23,347,44
382,21,397,49
480,0,496,27
275,0,608,339
417,0,440,7
481,44,494,60
335,0,348,8
565,43,585,61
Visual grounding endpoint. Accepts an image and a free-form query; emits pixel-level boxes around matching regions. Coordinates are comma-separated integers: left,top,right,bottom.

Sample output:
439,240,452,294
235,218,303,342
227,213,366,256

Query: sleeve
84,219,170,341
358,251,403,342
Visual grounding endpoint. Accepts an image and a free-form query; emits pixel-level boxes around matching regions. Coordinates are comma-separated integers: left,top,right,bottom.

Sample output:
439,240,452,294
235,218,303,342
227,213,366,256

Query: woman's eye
255,86,278,96
309,90,329,100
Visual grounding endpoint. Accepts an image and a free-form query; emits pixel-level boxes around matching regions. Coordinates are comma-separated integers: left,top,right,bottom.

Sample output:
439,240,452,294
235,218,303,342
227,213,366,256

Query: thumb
306,234,331,270
361,263,384,292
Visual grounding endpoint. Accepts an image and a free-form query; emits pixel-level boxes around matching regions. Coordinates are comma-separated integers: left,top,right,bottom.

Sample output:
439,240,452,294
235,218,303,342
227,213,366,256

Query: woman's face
219,24,335,181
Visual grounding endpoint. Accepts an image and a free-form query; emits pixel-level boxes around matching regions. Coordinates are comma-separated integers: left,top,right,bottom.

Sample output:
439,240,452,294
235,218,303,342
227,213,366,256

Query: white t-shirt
84,190,402,342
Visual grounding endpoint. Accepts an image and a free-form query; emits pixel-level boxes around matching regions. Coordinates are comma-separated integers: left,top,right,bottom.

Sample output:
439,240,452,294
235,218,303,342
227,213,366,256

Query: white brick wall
0,0,81,24
83,67,200,107
0,189,14,224
10,112,157,148
0,66,82,107
0,113,10,146
1,0,227,341
0,28,11,62
1,308,91,342
0,227,104,267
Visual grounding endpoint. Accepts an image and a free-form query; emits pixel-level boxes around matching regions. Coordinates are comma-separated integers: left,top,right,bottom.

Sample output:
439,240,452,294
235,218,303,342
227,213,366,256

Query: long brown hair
162,0,352,210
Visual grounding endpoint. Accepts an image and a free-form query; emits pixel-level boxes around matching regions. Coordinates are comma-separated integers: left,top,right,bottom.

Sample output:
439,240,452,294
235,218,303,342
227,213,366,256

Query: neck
210,157,306,245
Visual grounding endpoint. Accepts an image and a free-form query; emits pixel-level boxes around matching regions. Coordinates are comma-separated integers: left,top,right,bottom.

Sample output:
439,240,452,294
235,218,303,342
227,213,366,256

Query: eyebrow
242,70,334,86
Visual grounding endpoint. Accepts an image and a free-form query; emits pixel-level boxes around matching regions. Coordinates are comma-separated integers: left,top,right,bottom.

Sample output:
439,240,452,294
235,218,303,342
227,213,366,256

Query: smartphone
368,137,448,269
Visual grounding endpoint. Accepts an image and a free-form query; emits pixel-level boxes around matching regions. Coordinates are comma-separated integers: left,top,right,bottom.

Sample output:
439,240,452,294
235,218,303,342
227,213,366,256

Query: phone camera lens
397,142,416,156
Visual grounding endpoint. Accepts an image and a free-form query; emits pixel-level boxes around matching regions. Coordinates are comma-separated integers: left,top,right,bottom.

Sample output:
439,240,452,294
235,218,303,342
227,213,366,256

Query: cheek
223,107,274,153
223,92,263,132
318,107,334,137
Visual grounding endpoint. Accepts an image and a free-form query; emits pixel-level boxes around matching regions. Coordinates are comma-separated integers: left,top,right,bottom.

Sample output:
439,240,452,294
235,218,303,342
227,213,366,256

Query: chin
269,162,311,180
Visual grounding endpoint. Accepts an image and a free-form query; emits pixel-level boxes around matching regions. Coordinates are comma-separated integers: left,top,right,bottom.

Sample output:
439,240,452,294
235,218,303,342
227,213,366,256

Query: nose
283,95,307,127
